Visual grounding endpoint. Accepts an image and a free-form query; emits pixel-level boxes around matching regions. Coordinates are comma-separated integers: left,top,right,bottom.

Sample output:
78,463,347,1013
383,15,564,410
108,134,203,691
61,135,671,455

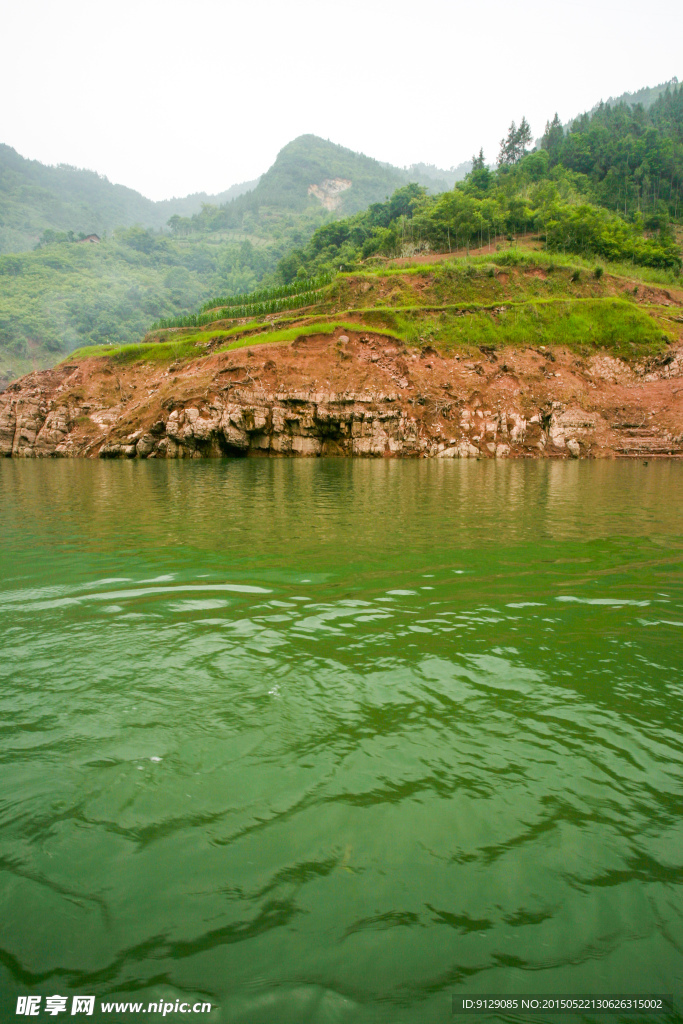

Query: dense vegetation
0,232,283,381
151,274,335,330
541,82,683,220
273,175,680,282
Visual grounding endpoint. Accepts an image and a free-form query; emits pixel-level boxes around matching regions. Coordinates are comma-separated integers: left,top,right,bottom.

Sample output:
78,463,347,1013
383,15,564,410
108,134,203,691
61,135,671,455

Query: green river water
0,460,682,1024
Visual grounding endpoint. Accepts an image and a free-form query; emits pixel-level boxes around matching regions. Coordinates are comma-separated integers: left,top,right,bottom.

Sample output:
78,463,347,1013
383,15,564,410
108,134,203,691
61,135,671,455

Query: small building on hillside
77,234,101,244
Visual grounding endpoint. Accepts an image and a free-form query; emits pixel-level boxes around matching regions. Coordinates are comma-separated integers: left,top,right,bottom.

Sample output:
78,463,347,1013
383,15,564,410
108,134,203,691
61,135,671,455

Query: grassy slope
360,299,668,360
65,252,678,370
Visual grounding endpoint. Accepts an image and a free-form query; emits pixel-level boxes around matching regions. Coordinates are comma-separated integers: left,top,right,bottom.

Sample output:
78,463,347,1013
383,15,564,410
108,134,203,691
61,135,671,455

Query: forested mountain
173,136,456,236
0,144,257,254
0,136,461,382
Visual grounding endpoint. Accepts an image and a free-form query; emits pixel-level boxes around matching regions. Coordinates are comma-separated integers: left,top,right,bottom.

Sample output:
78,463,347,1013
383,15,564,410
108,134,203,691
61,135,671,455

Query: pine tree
498,120,531,165
498,122,517,166
517,116,532,157
542,113,564,159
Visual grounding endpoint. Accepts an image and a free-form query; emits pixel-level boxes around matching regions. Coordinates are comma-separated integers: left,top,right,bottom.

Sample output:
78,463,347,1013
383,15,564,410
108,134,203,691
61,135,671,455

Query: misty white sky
2,0,680,201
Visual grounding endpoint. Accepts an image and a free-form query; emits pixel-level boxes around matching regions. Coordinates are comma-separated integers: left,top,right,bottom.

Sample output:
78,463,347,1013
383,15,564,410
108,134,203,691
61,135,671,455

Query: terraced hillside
2,252,682,459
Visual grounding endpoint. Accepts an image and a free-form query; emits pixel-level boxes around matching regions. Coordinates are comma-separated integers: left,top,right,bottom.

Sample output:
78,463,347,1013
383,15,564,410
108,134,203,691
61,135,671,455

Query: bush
594,266,604,280
571,269,581,282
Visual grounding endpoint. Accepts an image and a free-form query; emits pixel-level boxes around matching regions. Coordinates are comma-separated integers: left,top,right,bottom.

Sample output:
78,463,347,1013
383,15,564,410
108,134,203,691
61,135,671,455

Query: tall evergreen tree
498,119,532,165
541,113,564,157
517,116,532,157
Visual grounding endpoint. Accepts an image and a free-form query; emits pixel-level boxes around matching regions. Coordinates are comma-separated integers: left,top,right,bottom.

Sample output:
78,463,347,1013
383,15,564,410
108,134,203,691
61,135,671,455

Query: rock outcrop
1,333,682,459
94,389,426,459
307,178,352,211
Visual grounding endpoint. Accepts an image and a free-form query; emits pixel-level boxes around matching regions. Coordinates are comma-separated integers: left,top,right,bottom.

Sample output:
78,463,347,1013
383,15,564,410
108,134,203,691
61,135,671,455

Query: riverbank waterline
1,461,682,1023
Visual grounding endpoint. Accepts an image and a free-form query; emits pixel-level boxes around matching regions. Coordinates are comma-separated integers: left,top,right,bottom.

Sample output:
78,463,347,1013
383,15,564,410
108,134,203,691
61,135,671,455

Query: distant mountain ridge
153,179,260,221
593,77,679,113
401,160,471,189
0,144,257,254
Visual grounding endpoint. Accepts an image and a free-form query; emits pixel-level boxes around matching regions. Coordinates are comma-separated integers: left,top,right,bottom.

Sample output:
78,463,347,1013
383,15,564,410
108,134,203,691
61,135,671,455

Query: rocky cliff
1,330,683,459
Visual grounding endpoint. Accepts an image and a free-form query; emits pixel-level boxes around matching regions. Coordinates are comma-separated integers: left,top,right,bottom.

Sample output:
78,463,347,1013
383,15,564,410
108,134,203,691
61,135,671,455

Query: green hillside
0,231,282,384
0,143,257,254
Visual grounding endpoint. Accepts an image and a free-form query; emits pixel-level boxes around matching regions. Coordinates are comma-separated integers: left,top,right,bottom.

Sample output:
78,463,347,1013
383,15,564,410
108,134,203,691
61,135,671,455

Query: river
0,460,681,1023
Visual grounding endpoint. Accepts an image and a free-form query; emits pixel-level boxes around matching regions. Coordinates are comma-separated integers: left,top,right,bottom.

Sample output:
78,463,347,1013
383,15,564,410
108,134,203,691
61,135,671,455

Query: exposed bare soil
2,330,682,459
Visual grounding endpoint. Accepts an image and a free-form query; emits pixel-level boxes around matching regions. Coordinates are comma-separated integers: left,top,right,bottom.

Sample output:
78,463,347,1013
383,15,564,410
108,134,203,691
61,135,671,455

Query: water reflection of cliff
2,461,681,567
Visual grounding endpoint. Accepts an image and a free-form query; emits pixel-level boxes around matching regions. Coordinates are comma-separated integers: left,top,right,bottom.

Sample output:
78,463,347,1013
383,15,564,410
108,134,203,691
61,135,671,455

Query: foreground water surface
0,460,682,1023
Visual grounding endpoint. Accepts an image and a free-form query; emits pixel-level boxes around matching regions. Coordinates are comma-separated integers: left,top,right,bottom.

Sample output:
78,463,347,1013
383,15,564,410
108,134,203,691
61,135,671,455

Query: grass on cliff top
65,321,402,367
212,321,403,353
65,296,671,368
132,250,680,344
